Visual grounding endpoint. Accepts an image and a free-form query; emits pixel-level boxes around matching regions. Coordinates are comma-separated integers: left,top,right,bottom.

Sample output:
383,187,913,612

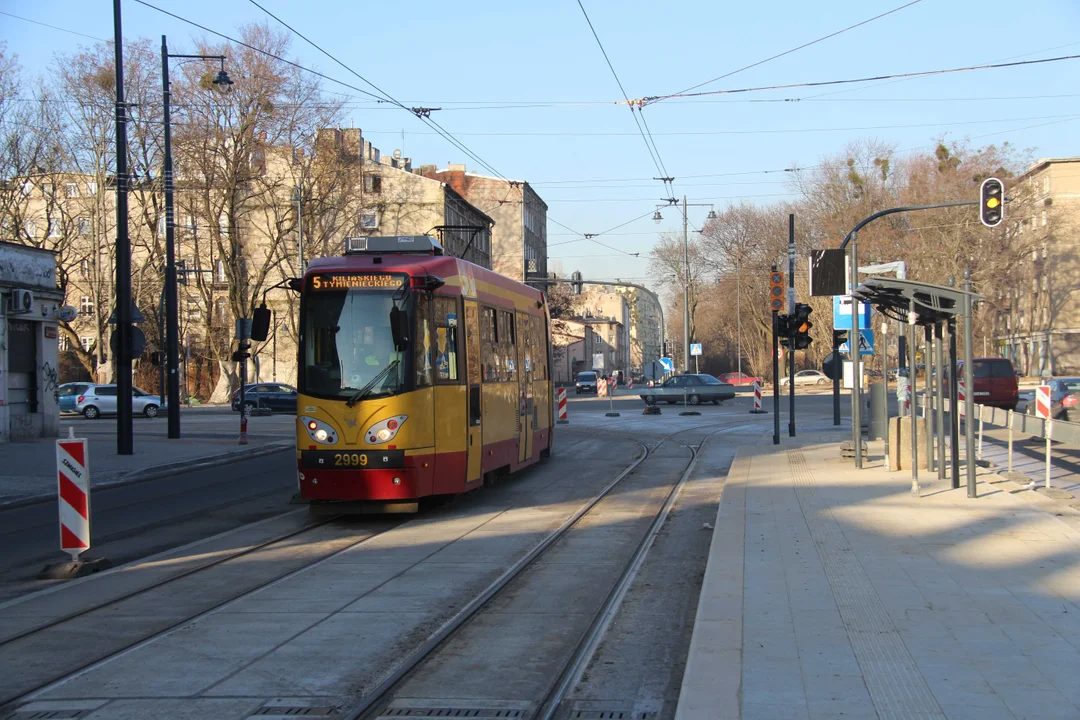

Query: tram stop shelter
850,276,980,495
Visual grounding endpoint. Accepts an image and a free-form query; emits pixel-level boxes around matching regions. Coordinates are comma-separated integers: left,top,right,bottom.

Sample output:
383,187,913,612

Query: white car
780,370,830,387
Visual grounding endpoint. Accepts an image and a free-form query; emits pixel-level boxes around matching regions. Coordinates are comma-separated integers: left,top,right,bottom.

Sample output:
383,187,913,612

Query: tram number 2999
334,453,368,467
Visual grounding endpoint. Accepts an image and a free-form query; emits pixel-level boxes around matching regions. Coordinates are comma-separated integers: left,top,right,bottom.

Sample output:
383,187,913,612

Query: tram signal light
777,313,791,348
980,177,1005,228
231,341,251,363
769,271,784,312
571,270,584,295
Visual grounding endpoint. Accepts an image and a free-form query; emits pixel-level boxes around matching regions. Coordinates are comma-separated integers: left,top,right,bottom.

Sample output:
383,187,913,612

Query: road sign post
771,267,780,445
1034,384,1052,489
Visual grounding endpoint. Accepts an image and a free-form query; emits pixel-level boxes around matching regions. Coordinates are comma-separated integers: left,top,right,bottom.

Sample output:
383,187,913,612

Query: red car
718,372,763,387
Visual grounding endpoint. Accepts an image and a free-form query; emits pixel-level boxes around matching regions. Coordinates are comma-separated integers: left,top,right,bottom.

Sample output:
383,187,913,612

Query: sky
2,0,1079,287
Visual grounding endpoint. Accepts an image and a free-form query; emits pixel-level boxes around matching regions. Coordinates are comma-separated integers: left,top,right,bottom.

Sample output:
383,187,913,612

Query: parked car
643,374,736,406
231,383,299,413
58,383,93,414
1025,377,1080,420
948,358,1019,410
575,371,598,394
718,372,763,387
74,384,163,419
780,369,830,387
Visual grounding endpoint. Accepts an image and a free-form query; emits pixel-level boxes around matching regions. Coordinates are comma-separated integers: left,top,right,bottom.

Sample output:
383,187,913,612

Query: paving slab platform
676,435,1080,720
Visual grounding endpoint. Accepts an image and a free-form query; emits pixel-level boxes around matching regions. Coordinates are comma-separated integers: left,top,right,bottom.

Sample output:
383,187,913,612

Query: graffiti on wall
42,361,59,403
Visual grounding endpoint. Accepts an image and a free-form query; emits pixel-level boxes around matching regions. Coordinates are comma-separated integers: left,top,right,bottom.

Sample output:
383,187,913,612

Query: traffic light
176,259,187,285
769,270,784,312
571,270,583,294
777,313,791,348
791,303,813,350
231,341,251,363
980,177,1004,228
150,351,161,366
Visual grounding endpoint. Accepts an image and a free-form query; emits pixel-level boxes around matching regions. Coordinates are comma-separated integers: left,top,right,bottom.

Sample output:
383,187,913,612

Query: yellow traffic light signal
980,177,1004,228
769,271,784,312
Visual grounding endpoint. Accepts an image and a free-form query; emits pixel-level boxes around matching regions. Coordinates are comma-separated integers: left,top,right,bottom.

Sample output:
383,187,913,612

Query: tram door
463,300,483,484
516,311,533,463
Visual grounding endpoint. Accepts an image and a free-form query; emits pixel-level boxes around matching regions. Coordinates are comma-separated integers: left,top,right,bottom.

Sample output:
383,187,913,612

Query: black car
648,374,736,406
231,383,298,413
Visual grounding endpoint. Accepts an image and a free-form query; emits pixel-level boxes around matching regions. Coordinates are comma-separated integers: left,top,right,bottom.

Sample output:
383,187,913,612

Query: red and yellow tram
293,235,553,511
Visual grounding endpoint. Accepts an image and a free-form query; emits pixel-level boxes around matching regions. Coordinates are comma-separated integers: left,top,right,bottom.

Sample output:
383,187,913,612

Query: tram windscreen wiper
345,360,400,407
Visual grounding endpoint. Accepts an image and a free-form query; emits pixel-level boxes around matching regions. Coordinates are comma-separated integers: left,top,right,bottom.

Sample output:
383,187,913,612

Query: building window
23,219,36,237
77,217,91,236
86,181,98,196
66,183,79,198
214,298,227,320
364,175,382,193
80,296,94,316
216,260,227,283
218,212,229,236
1043,177,1050,195
21,182,33,197
58,335,70,352
360,210,378,229
1041,211,1047,227
42,183,54,197
187,300,201,320
157,216,166,237
80,337,95,352
48,220,61,238
80,259,91,278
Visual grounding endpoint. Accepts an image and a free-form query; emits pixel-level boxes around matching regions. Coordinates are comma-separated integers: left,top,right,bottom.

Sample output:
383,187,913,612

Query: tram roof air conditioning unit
8,289,33,315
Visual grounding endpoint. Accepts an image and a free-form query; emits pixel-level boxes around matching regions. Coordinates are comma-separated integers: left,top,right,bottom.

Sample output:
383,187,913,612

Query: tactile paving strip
787,447,946,720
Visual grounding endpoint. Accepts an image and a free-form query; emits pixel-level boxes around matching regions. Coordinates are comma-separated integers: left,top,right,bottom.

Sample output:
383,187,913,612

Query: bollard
556,387,569,424
239,407,249,446
1046,418,1053,489
1007,409,1013,473
977,410,984,461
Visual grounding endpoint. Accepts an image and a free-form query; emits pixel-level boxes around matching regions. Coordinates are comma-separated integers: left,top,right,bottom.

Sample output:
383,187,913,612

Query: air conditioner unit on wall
8,289,33,314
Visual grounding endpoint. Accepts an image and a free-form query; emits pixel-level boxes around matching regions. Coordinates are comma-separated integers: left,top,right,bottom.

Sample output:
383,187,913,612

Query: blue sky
3,0,1079,284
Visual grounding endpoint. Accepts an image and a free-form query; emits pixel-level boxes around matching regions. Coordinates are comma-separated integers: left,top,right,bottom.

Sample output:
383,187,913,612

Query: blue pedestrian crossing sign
839,329,875,356
659,357,675,373
690,343,702,356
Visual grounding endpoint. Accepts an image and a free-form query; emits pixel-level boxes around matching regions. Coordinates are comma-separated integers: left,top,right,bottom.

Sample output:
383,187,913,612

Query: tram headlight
299,416,338,445
365,415,408,445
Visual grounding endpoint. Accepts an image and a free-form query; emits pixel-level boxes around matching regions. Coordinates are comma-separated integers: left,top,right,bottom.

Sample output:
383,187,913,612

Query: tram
290,235,553,511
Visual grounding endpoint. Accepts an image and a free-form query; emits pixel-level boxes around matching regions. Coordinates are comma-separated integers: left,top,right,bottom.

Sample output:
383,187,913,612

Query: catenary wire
657,0,923,103
0,10,109,42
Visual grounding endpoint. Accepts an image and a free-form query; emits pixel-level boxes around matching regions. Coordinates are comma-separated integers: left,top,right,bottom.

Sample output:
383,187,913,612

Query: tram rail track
345,420,735,720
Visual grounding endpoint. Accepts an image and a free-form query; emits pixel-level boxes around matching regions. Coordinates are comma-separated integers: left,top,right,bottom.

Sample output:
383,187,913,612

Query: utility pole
850,231,862,468
963,269,976,497
161,35,180,439
772,264,780,446
736,253,742,378
682,196,690,374
788,213,796,438
113,0,133,455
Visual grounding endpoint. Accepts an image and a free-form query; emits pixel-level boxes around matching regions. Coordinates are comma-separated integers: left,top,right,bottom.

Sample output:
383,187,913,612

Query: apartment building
995,157,1080,375
420,164,547,286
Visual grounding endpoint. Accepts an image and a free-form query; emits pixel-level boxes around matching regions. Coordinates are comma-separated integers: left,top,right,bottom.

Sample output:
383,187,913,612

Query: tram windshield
301,288,412,401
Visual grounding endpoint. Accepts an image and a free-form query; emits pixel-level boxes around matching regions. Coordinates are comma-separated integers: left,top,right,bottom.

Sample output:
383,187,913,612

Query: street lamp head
706,209,718,220
212,69,234,88
652,209,663,224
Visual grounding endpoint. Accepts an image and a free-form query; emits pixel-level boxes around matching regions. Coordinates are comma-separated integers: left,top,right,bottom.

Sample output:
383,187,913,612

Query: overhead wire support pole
683,196,690,373
788,213,795,437
772,264,780,446
850,231,861,467
114,0,133,455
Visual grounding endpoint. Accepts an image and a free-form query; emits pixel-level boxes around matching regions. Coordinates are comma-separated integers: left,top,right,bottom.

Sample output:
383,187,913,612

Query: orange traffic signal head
980,177,1004,228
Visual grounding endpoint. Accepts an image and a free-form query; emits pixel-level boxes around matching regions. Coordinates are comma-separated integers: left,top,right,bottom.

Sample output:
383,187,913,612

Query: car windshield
301,286,411,400
579,373,596,381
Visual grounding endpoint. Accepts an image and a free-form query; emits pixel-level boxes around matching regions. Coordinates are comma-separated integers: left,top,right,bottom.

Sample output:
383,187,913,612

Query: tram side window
415,294,433,387
434,296,460,383
530,315,546,381
481,306,499,382
500,310,515,381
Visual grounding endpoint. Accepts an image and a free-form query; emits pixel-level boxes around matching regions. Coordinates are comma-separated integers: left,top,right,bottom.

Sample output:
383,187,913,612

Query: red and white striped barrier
598,378,608,398
628,377,633,389
56,433,90,561
557,387,569,424
750,380,766,414
957,378,966,405
1034,384,1052,419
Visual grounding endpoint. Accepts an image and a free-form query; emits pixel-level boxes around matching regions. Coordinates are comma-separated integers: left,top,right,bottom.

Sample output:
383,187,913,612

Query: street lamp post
161,36,232,439
654,199,716,374
114,0,133,455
